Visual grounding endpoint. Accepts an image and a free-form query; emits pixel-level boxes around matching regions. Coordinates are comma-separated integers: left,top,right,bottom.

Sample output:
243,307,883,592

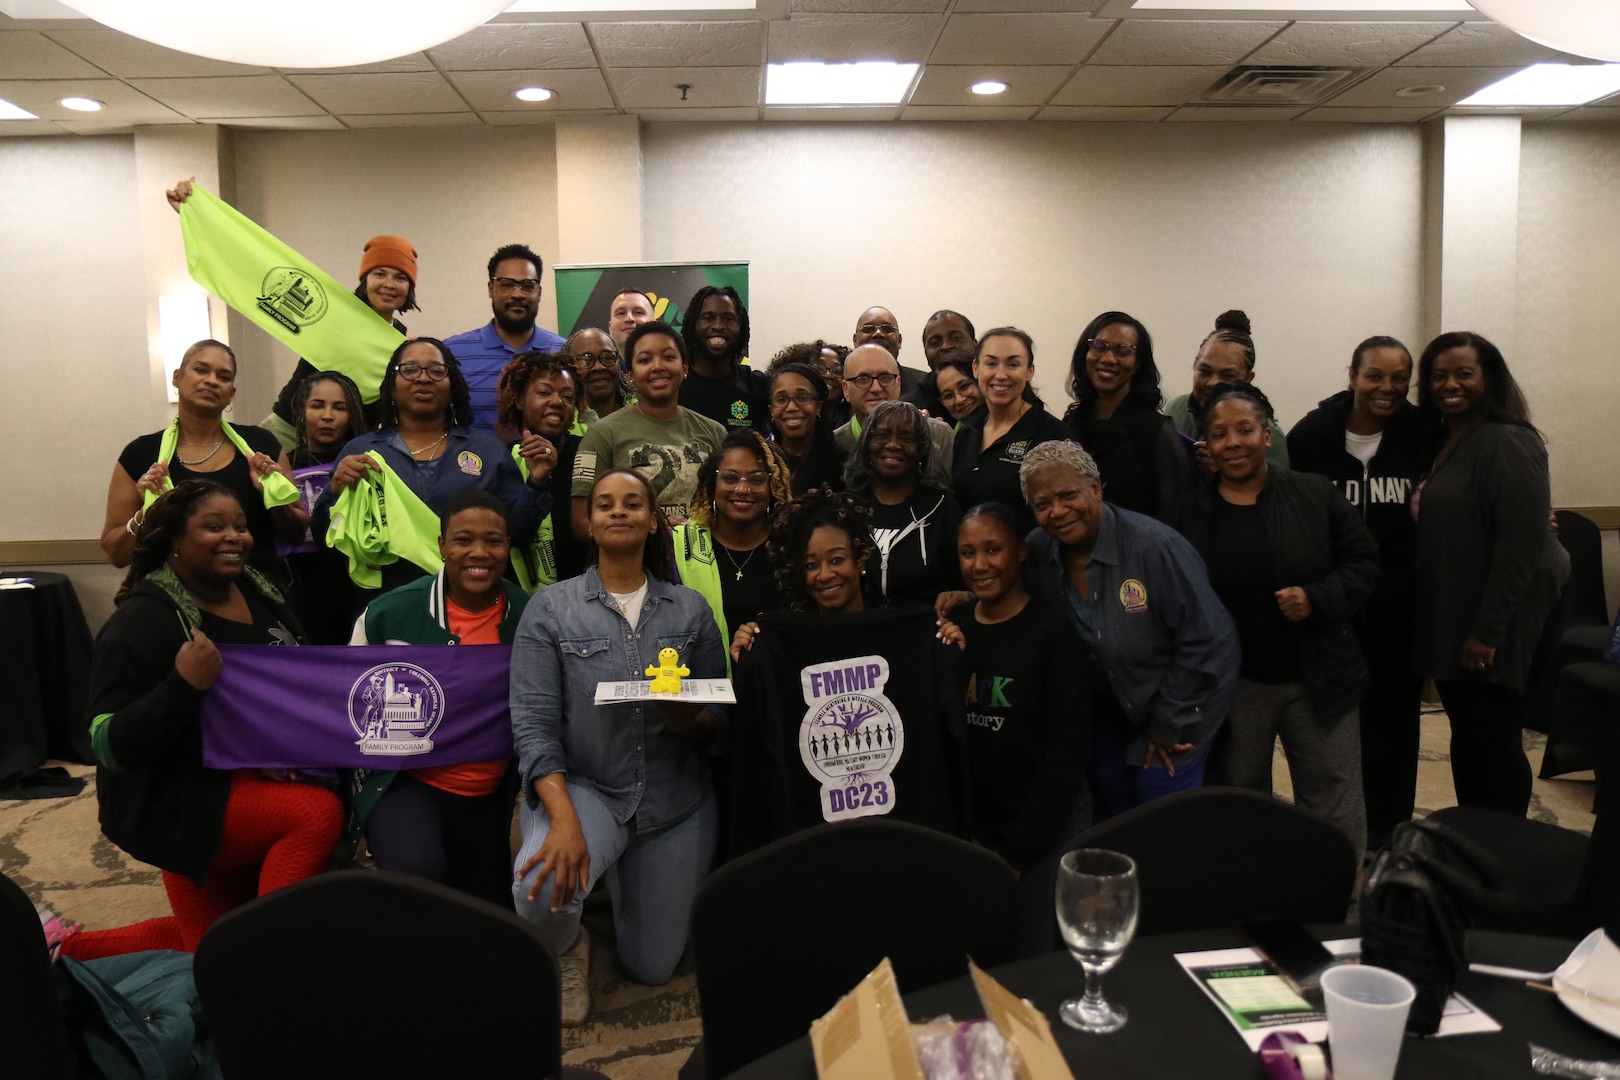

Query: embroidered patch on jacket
457,451,483,475
1119,579,1148,613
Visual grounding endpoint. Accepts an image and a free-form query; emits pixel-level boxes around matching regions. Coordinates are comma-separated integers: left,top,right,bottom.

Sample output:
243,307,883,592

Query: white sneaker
559,927,591,1027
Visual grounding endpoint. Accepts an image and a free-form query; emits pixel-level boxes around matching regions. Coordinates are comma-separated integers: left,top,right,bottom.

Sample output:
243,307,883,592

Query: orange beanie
358,235,418,285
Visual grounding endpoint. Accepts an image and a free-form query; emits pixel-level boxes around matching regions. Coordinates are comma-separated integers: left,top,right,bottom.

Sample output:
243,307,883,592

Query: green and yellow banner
555,261,749,339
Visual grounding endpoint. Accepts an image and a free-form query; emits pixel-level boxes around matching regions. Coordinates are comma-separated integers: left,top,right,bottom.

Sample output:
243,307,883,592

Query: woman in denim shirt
510,468,726,1025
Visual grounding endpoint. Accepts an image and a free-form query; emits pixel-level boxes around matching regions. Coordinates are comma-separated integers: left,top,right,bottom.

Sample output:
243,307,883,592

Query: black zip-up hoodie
1286,391,1434,637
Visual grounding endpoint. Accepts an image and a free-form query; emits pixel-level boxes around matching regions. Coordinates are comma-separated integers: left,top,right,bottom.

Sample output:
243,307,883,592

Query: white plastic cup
1320,964,1416,1080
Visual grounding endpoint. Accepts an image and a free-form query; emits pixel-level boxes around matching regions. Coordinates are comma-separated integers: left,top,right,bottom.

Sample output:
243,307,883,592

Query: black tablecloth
0,571,94,786
727,928,1620,1079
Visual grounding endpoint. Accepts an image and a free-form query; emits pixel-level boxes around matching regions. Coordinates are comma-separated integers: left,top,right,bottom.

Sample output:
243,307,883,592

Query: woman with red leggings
63,480,341,958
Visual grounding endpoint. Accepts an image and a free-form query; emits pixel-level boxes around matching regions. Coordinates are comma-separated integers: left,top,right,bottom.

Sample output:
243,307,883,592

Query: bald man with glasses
835,344,954,471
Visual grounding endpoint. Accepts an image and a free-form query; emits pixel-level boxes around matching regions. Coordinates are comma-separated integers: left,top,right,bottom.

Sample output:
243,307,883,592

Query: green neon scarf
324,451,444,589
145,417,300,511
178,184,405,403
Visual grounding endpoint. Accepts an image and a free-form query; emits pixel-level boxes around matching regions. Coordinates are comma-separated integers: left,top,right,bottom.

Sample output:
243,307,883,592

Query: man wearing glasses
445,244,567,436
853,306,929,399
834,344,954,472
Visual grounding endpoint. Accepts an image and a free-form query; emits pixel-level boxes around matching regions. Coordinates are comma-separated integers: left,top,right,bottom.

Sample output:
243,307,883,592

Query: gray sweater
1414,422,1569,691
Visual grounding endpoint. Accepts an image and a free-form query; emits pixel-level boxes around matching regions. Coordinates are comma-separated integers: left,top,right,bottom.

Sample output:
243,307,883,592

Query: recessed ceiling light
970,80,1008,96
1457,62,1620,107
766,62,919,106
0,97,40,121
514,86,554,102
1394,84,1446,98
59,97,104,112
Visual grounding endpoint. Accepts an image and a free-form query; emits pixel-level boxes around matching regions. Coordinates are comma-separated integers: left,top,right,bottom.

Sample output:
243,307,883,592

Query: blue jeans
1089,697,1208,821
513,781,718,985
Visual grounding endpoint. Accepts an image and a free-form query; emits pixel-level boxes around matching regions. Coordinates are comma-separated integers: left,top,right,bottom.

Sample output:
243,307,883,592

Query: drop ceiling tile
43,29,271,77
481,108,617,125
1324,65,1520,108
910,64,1071,106
1051,65,1225,107
51,118,136,134
607,66,759,108
1036,105,1172,121
337,113,482,129
426,23,594,71
284,72,465,116
208,115,348,130
792,0,946,11
0,118,69,135
281,54,434,75
768,13,944,64
0,30,105,78
1089,20,1285,66
955,0,1111,10
445,68,614,112
931,13,1111,66
0,78,190,122
1245,21,1455,67
590,22,763,68
634,106,761,121
1448,105,1574,121
899,104,1038,120
1167,105,1307,121
1555,107,1620,123
1298,106,1443,123
764,105,899,120
128,76,323,118
1394,22,1560,67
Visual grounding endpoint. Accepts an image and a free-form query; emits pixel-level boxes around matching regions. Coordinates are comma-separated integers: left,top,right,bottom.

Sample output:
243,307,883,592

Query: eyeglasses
571,351,620,369
846,372,900,389
869,428,920,447
820,365,844,380
492,277,541,295
1088,338,1137,360
718,470,770,489
398,362,449,382
859,322,900,336
771,391,819,408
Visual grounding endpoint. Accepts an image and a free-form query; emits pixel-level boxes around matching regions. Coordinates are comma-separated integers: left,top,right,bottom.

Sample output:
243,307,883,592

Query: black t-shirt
119,425,287,582
1204,496,1301,683
197,585,298,646
716,540,783,639
542,434,589,583
950,404,1070,536
862,487,962,608
950,597,1091,866
679,363,771,433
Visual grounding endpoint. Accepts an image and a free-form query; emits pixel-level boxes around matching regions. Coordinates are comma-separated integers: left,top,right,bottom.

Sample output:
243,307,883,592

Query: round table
726,928,1620,1079
0,570,94,787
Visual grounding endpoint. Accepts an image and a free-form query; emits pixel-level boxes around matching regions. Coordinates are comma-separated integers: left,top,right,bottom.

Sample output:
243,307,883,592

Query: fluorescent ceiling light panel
766,62,918,106
1458,62,1620,106
1133,0,1473,9
503,0,752,10
0,97,40,120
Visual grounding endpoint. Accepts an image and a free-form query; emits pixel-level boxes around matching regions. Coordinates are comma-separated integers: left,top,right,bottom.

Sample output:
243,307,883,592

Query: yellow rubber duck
646,647,690,694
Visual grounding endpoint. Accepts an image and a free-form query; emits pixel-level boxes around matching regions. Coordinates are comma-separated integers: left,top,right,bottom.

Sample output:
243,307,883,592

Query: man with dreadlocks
677,285,771,434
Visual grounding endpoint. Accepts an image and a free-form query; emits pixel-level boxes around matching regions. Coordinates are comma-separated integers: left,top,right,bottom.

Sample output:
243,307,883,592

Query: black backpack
1359,818,1521,1034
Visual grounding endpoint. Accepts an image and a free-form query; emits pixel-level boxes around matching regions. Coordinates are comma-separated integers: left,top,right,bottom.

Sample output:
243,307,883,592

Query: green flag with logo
178,184,405,403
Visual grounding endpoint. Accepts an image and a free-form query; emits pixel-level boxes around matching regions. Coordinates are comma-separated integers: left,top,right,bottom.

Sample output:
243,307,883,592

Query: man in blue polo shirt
444,243,566,435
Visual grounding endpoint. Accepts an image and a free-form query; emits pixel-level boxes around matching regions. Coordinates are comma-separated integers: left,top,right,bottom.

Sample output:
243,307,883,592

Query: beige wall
4,117,1618,543
1515,122,1620,508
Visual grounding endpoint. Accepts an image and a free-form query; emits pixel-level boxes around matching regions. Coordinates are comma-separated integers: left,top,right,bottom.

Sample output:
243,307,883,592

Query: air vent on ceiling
1195,66,1372,107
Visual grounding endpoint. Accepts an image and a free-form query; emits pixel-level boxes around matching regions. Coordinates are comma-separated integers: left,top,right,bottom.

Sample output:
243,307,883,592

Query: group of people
74,197,1571,1023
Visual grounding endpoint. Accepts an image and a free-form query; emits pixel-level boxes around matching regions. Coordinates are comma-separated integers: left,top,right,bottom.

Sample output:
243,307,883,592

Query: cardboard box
809,958,1075,1080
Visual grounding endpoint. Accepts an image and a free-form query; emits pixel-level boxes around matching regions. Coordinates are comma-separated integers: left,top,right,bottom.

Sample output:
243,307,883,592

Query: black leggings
365,773,515,911
1435,680,1532,815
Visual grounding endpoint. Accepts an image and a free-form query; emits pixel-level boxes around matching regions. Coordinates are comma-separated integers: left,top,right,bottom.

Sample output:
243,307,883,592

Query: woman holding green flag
102,339,305,584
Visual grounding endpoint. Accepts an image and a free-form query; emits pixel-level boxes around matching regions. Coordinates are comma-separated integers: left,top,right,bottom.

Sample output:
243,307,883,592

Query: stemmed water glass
1054,848,1140,1033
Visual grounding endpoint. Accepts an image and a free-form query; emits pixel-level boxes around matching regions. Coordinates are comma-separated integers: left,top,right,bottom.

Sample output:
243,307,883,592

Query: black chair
1542,648,1620,782
1064,787,1359,936
686,819,1019,1078
1527,510,1607,739
193,870,606,1080
0,871,74,1080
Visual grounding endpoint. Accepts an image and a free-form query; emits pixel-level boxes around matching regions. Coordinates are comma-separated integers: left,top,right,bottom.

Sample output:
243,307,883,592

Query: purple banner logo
349,663,445,755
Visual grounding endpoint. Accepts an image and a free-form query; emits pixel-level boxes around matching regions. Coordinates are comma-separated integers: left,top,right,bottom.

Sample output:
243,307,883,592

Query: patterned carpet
1,712,1597,1079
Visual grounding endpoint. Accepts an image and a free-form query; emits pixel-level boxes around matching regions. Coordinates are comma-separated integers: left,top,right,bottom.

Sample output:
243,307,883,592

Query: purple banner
275,463,333,557
202,644,515,770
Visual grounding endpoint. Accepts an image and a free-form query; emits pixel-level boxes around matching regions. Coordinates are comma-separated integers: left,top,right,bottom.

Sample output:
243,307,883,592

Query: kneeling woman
1173,383,1379,852
349,491,528,909
69,481,341,958
511,469,726,1021
946,503,1089,957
